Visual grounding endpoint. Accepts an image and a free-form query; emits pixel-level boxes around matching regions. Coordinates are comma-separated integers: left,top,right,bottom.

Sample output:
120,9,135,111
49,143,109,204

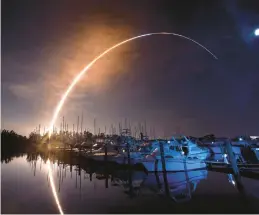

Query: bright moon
255,28,259,36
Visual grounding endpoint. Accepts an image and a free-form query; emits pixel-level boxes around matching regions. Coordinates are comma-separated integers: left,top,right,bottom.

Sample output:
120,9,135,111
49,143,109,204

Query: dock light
239,137,243,141
167,141,170,143
224,154,227,158
255,28,259,36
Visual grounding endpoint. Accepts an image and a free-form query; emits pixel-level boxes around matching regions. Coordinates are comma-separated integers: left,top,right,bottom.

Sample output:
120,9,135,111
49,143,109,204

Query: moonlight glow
48,32,218,137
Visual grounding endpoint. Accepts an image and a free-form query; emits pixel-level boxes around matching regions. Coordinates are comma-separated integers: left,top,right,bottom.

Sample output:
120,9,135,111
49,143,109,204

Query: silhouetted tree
1,130,31,163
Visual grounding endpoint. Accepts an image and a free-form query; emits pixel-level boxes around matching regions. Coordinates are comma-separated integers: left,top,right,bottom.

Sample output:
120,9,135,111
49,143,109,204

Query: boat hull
135,158,207,172
85,151,118,162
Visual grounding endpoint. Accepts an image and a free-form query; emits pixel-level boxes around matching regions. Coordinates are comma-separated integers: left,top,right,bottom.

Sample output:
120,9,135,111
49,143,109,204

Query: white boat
112,138,208,171
85,143,119,161
198,138,226,161
86,136,209,171
133,140,206,172
109,140,169,164
200,136,259,163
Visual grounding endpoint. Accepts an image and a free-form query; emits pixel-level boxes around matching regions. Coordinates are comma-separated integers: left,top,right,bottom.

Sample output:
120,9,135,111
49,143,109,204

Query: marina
43,126,259,175
2,1,259,214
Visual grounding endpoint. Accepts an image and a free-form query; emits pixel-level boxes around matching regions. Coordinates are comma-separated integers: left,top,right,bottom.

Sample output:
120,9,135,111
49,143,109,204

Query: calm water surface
1,153,259,214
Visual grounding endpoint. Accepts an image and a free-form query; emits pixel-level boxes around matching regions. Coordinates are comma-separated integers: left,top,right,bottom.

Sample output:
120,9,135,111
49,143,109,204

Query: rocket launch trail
48,32,218,137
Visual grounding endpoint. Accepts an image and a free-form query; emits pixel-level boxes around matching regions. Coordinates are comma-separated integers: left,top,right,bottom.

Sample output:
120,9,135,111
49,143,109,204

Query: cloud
8,83,40,100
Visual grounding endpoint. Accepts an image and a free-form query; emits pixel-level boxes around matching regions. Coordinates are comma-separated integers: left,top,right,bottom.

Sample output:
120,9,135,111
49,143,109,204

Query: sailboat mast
94,118,96,135
80,112,83,135
77,116,79,134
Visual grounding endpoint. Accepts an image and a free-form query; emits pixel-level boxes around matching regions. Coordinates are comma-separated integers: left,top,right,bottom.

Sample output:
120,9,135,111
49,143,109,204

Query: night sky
2,0,259,137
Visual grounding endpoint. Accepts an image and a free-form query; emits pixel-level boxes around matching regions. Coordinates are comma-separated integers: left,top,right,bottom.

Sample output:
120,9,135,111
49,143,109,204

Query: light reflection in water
47,159,64,215
2,153,259,214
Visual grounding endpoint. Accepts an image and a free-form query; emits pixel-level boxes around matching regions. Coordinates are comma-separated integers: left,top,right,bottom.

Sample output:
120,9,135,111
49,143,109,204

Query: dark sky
2,0,259,137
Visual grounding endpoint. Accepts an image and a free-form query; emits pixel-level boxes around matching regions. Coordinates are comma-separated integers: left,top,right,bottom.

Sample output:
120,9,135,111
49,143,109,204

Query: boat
109,139,169,164
84,143,119,161
101,137,208,171
198,135,259,163
84,134,214,172
134,138,207,172
197,137,227,161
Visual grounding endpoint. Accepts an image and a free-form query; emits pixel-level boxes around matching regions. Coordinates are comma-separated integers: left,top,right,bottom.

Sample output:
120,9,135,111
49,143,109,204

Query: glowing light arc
48,32,218,136
47,159,64,215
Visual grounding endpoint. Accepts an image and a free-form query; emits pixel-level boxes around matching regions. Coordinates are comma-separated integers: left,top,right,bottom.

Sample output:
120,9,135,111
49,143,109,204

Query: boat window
165,155,173,158
182,146,189,155
170,145,182,151
176,146,182,151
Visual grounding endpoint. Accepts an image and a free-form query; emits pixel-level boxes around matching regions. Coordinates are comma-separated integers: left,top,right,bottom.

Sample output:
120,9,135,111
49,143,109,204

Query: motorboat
107,137,208,171
133,139,207,172
109,139,168,164
198,137,227,161
84,143,119,161
198,135,258,163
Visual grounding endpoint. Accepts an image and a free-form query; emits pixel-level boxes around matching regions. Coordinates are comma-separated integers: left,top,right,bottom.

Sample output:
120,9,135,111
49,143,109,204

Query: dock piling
225,139,244,191
159,141,170,197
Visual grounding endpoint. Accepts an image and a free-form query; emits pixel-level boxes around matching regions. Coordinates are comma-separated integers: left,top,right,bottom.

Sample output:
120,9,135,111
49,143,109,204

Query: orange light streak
48,32,218,137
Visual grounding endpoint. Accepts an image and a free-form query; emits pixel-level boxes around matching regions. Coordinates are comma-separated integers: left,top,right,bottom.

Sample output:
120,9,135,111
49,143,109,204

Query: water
1,151,259,214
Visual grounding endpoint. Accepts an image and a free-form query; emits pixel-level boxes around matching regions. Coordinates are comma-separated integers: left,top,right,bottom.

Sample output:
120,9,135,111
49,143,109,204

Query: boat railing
187,151,209,156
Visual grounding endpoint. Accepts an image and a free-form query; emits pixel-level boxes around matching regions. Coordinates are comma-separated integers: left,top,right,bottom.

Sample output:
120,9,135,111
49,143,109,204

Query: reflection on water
46,159,64,215
1,151,259,214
